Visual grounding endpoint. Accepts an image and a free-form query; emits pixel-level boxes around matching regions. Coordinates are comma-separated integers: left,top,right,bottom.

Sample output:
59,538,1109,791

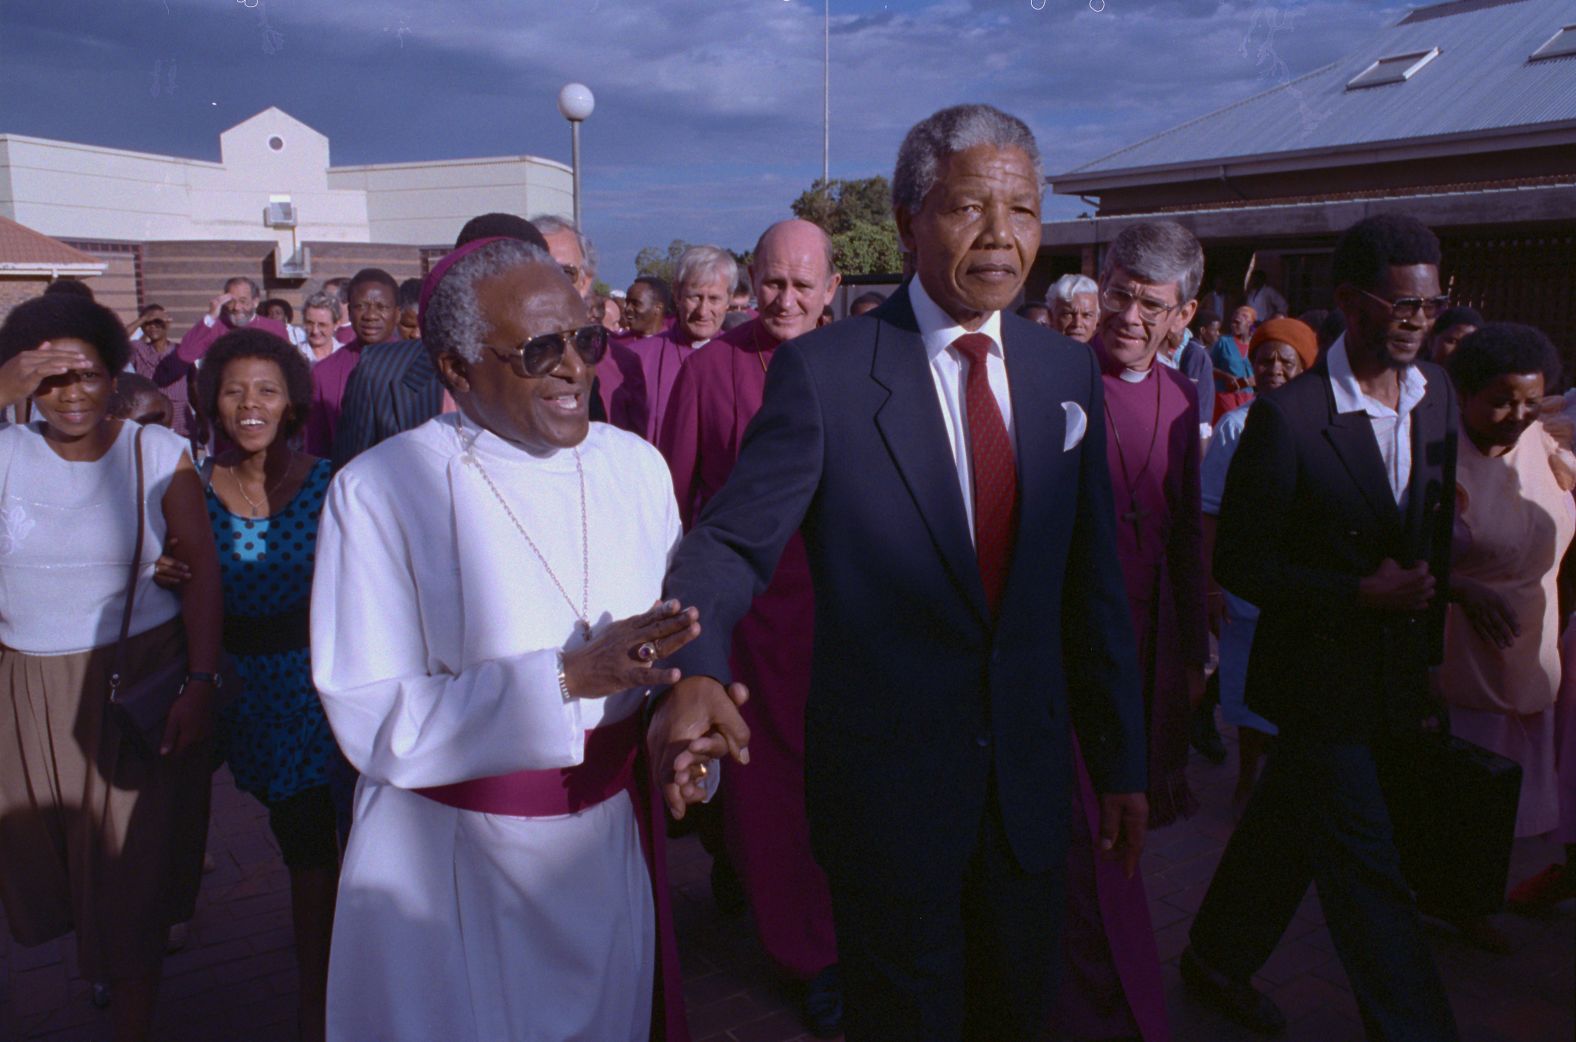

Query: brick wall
0,276,50,322
58,240,141,323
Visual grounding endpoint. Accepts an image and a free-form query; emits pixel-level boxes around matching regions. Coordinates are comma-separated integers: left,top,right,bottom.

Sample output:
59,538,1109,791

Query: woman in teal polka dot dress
162,328,339,1042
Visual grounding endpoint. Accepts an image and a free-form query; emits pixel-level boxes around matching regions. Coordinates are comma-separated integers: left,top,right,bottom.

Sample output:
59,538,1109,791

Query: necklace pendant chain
469,445,593,641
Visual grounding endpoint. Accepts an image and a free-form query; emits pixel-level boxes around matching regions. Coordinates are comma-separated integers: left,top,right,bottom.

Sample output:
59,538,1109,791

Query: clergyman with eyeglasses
308,234,750,1041
1180,213,1461,1039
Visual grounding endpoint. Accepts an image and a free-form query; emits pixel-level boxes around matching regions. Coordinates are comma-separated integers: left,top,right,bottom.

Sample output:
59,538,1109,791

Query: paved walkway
3,731,1572,1041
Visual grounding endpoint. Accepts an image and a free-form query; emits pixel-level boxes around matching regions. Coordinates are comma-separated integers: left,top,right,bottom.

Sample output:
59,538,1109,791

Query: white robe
311,413,682,1042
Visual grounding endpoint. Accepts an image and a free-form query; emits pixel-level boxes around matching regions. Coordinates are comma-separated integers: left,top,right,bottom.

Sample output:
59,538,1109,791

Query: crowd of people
0,100,1571,1042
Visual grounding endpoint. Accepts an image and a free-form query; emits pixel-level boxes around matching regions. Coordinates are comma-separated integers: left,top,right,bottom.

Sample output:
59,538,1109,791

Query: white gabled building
0,108,574,322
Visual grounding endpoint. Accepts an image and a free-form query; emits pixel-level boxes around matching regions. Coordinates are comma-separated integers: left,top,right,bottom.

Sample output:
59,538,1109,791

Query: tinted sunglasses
488,324,609,378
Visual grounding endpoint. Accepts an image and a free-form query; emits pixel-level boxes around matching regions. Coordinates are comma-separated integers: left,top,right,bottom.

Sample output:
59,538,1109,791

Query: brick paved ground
3,729,1572,1041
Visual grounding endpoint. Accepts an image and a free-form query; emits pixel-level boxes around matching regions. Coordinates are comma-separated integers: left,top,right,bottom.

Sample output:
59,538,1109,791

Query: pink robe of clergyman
615,325,709,445
1095,347,1207,826
304,337,381,458
1045,345,1204,1041
656,318,837,983
175,313,292,367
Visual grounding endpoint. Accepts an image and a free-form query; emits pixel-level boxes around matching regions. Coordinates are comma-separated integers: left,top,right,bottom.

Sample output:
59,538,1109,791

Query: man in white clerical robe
311,235,747,1042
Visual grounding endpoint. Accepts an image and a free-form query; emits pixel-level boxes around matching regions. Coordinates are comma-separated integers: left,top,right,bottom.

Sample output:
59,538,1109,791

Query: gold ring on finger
633,640,658,662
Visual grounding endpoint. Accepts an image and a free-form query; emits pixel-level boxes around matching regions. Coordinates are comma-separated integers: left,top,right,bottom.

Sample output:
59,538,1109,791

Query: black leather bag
106,428,236,756
1391,733,1523,919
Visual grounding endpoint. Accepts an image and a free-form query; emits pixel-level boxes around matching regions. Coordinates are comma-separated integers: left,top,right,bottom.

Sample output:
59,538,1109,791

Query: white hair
1045,274,1099,306
302,291,340,322
423,239,555,364
674,245,738,296
529,214,597,278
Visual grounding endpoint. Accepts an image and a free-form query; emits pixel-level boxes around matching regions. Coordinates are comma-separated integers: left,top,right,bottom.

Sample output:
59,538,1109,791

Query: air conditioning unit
276,244,312,278
265,201,297,228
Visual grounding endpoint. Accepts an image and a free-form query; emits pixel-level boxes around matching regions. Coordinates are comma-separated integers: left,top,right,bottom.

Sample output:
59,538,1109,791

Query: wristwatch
184,671,223,689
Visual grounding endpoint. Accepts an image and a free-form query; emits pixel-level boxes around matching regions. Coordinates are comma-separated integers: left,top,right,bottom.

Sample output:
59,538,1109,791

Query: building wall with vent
0,108,571,254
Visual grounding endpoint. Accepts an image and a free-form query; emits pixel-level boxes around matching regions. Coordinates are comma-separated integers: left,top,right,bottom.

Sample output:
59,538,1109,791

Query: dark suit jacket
331,338,610,469
664,284,1146,896
1215,355,1457,740
332,339,442,469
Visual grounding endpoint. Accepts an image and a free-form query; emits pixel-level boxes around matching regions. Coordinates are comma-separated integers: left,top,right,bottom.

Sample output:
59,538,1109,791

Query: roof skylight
1530,25,1576,62
1346,48,1441,89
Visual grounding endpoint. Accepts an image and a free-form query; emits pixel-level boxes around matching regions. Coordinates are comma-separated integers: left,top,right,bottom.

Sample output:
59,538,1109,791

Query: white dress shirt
1326,333,1427,507
908,276,1013,541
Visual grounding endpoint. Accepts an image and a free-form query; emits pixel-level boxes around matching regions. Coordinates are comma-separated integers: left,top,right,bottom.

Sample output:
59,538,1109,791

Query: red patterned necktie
952,333,1018,615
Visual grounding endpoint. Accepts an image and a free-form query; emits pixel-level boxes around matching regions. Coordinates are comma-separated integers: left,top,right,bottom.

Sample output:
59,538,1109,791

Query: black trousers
830,789,1064,1042
1189,735,1460,1042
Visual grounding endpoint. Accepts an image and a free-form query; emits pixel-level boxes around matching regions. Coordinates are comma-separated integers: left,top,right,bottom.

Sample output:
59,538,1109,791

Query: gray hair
1100,221,1205,303
224,276,262,298
302,291,341,322
674,245,738,296
892,104,1044,215
530,214,597,278
422,239,555,364
1045,273,1099,306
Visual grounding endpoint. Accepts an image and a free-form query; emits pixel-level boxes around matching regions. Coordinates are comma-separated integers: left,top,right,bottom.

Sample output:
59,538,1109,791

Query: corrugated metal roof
1056,0,1576,182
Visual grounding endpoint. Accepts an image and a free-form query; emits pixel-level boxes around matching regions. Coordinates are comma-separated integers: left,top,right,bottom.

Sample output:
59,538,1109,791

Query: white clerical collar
1326,334,1427,419
908,275,1004,363
1118,365,1153,383
452,409,574,467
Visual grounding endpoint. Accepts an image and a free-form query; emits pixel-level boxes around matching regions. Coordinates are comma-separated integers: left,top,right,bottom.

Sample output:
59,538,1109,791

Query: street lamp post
823,0,829,186
557,83,595,228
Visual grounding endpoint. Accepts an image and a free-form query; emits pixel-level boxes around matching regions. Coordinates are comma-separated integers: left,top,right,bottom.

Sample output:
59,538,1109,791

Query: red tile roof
0,216,100,268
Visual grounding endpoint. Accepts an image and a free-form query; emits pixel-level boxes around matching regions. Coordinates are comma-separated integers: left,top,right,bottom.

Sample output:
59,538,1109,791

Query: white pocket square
1062,401,1087,451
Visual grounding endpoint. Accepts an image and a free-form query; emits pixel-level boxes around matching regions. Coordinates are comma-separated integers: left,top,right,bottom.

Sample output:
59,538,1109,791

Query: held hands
1357,558,1434,613
647,675,751,819
152,537,192,589
1452,577,1520,649
563,600,701,699
0,341,96,409
1098,792,1148,879
161,679,215,756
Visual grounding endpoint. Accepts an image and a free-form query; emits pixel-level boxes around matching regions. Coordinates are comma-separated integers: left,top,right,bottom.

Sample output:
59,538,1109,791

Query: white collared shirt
1326,333,1428,507
908,275,1014,541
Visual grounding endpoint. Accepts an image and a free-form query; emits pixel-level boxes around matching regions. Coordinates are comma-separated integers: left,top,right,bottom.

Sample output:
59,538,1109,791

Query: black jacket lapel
1318,363,1403,533
870,286,989,625
400,345,443,426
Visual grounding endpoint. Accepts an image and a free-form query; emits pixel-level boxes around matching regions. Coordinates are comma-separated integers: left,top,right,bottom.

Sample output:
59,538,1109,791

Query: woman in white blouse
0,293,222,1042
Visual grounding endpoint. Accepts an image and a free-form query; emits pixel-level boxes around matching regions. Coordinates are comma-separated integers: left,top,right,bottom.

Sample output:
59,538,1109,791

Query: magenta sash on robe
414,714,640,816
412,712,691,1042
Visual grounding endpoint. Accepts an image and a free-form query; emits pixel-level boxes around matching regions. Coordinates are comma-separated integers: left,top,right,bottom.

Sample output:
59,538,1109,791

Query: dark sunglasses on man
489,324,609,378
1355,288,1453,322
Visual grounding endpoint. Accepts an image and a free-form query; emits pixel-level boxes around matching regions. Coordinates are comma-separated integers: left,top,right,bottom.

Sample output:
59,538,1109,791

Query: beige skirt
0,617,212,980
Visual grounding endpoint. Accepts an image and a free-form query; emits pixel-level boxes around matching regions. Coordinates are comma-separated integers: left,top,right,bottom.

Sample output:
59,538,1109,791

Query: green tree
831,219,903,277
792,175,902,276
633,239,695,284
634,239,753,289
791,176,892,235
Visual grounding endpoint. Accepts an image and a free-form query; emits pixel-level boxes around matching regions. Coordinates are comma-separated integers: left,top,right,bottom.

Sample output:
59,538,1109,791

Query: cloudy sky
0,0,1409,286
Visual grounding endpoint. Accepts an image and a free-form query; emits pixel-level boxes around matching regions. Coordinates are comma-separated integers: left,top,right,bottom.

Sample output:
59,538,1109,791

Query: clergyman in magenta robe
1049,222,1213,1041
303,269,401,457
655,223,841,1026
614,246,736,444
